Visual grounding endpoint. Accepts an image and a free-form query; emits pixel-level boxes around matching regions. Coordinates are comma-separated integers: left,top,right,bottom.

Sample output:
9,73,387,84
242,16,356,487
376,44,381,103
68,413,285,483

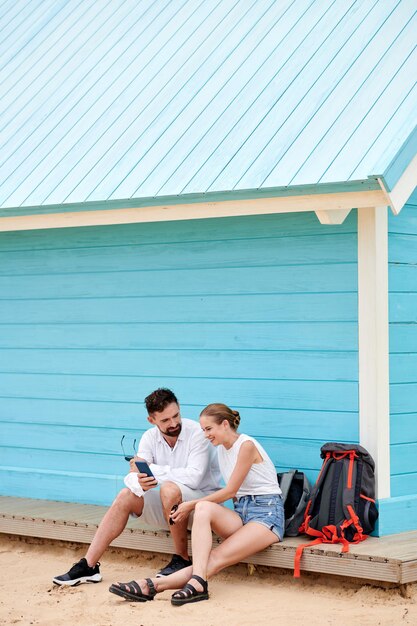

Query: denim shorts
234,494,284,541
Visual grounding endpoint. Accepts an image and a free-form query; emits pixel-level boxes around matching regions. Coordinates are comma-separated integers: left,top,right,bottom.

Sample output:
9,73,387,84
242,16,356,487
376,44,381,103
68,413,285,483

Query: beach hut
0,1,416,539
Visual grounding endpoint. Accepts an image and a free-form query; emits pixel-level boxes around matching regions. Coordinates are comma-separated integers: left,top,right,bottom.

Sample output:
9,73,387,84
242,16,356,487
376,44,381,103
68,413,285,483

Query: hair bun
232,410,240,428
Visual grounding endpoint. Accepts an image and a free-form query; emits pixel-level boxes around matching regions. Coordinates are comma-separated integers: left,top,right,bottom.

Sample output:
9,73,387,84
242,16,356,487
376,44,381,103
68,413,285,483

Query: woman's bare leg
152,522,277,594
110,511,278,597
189,501,242,586
206,522,279,578
122,502,242,595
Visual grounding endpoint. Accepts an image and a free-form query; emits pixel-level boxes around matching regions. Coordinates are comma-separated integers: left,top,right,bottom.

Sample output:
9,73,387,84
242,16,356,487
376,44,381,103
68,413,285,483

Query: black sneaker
155,554,192,577
53,558,102,586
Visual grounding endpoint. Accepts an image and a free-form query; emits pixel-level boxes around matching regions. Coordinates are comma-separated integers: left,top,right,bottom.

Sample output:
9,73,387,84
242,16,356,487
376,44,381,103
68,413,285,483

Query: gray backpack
278,470,311,537
294,443,378,577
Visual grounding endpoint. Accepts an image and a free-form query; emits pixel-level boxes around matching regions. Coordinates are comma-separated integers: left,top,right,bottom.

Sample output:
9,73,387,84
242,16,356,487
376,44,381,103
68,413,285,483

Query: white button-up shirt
137,418,221,494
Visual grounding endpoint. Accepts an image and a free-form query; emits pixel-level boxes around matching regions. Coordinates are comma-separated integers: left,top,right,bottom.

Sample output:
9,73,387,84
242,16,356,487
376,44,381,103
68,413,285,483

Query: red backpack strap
299,453,331,534
346,504,366,542
294,525,352,577
294,538,324,578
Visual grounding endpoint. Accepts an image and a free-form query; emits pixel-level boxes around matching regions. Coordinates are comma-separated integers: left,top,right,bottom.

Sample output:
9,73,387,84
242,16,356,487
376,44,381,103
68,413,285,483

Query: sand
0,534,415,626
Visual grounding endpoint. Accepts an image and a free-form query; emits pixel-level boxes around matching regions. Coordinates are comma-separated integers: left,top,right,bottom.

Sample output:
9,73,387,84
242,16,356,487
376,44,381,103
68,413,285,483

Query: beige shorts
136,483,207,530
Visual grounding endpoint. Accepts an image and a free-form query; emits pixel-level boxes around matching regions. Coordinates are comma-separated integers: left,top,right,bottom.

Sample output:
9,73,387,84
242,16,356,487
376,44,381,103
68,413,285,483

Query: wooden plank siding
0,210,359,506
389,190,417,498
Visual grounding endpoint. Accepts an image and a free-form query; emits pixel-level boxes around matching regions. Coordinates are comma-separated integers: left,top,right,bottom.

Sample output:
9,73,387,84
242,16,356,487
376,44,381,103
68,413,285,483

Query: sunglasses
120,435,137,461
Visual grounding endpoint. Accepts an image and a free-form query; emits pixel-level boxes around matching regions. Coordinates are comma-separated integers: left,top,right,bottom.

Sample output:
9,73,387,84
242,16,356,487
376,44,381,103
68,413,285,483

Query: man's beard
162,423,182,437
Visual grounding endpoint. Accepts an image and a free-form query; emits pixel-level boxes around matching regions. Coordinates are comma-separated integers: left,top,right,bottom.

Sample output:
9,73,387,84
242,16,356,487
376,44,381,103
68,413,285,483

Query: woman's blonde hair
200,403,240,430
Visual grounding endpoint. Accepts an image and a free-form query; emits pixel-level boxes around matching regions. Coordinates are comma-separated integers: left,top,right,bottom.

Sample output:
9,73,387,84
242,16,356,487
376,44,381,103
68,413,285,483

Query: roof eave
0,179,387,232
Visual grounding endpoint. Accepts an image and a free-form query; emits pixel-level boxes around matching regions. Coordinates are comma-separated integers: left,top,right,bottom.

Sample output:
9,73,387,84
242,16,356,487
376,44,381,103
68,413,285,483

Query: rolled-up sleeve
149,430,210,490
136,430,155,465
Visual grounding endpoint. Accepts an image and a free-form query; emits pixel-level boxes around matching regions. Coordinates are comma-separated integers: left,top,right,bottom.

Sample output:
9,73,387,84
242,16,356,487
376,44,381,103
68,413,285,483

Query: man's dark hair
145,388,178,415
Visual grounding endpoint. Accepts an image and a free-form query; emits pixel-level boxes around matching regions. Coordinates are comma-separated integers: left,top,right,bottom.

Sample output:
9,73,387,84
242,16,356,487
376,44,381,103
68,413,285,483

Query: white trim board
0,189,386,232
357,206,390,499
378,150,417,215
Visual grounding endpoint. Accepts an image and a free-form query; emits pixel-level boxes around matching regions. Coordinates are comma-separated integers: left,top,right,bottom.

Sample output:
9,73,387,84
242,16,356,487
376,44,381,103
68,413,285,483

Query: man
53,388,221,586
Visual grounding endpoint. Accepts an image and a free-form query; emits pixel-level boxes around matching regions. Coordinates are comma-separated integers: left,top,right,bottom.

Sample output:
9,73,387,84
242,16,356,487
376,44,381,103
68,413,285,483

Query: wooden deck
1,496,416,585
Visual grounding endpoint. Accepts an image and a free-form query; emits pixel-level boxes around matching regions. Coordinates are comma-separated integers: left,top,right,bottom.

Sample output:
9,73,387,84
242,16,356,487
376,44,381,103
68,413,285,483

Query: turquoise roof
0,0,416,210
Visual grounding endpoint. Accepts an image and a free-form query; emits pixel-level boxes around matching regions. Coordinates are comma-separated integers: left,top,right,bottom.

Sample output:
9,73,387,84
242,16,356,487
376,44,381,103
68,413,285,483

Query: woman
109,403,284,605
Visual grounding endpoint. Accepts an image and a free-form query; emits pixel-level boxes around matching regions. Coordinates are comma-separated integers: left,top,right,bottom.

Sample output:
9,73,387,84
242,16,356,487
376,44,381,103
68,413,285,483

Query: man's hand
129,457,157,491
137,473,158,491
129,456,144,473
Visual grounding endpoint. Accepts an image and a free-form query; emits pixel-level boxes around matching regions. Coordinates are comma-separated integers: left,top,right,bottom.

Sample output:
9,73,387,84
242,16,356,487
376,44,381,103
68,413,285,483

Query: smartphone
135,461,155,479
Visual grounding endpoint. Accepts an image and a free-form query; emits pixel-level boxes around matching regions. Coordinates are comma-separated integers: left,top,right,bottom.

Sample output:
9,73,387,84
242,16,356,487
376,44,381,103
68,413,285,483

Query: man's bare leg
85,488,143,566
159,481,190,560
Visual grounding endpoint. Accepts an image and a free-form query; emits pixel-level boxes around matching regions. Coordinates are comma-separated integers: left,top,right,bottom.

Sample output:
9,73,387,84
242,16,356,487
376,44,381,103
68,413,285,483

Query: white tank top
217,434,281,498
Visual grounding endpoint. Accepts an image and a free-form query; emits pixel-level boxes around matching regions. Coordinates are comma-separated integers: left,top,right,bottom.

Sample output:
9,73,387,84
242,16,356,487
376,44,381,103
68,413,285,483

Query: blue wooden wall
389,190,417,498
0,211,359,505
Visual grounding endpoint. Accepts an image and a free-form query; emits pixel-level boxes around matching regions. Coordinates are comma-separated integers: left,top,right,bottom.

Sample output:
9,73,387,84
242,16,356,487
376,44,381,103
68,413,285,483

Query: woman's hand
170,500,195,524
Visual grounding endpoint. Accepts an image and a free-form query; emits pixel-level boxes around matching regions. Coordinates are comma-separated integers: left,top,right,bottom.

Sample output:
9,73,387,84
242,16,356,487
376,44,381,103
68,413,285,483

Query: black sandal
109,578,157,602
171,575,209,605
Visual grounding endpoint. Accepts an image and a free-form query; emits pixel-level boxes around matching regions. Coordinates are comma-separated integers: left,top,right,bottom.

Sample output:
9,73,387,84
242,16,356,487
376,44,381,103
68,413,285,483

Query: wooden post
357,206,390,499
